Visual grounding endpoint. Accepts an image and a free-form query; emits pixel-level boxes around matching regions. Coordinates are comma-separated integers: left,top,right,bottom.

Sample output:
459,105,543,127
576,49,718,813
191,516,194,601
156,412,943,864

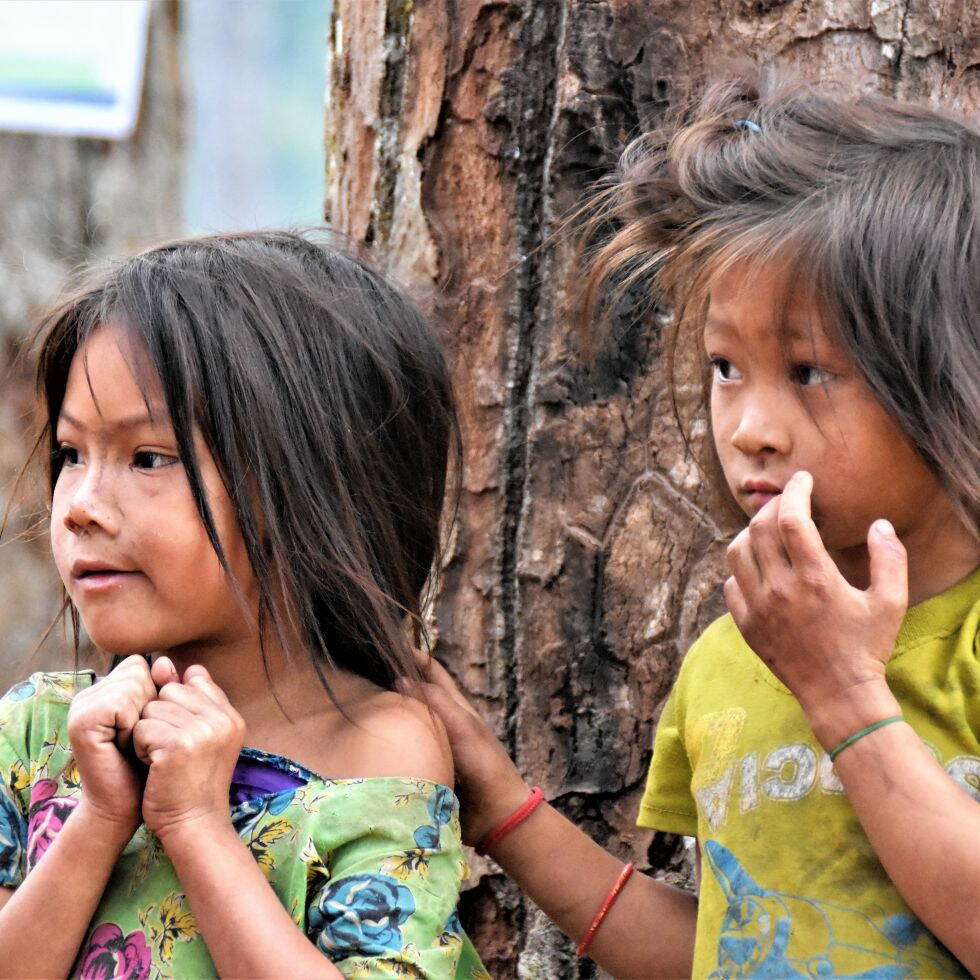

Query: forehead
61,323,167,422
703,259,829,344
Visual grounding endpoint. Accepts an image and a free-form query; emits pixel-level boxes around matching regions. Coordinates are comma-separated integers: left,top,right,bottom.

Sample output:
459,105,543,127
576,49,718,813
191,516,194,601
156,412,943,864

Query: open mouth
73,568,138,589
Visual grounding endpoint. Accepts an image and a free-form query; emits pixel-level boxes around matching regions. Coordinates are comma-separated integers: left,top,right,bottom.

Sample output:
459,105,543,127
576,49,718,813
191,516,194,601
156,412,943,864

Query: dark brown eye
793,364,834,386
710,357,742,381
133,451,178,470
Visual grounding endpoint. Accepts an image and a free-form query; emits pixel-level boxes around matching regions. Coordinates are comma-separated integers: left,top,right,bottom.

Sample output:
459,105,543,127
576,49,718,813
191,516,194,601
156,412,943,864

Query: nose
62,466,120,537
729,392,793,458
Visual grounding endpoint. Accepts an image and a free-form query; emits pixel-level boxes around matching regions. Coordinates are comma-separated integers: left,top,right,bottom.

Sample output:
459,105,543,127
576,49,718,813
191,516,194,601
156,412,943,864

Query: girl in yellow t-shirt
413,77,980,977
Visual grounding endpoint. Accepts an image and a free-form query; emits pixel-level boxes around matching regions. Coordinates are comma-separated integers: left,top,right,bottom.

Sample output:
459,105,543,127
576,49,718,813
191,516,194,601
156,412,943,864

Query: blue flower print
427,785,456,827
413,823,440,849
231,788,296,837
3,678,36,703
412,785,457,849
0,791,25,884
309,873,416,962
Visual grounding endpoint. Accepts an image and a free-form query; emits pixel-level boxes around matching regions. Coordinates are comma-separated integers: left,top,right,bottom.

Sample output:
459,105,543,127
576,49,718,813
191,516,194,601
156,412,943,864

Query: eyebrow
704,316,823,344
56,410,166,434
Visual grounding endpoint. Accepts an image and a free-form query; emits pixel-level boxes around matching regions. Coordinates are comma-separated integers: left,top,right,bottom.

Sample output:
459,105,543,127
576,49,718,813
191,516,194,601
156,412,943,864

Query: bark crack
893,0,912,84
498,0,569,760
367,0,414,248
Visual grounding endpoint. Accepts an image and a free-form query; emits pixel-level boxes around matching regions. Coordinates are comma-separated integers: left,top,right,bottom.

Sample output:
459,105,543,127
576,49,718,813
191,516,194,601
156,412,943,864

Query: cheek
709,393,738,478
49,490,72,576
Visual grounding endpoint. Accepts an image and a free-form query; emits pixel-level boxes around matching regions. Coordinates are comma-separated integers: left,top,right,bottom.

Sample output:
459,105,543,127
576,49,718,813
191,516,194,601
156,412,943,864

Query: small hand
134,664,246,842
724,471,908,744
409,654,532,846
66,654,161,836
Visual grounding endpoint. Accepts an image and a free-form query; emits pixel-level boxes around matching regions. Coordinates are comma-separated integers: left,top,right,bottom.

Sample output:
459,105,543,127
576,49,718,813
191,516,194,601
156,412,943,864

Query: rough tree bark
325,2,978,975
0,2,183,690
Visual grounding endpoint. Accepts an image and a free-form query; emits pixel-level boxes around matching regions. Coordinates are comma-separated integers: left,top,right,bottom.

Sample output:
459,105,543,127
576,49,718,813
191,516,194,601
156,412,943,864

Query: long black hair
34,230,460,695
574,75,980,535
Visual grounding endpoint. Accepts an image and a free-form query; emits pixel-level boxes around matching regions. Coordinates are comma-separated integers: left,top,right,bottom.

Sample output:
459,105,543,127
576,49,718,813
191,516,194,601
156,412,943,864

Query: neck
832,508,980,607
157,629,362,732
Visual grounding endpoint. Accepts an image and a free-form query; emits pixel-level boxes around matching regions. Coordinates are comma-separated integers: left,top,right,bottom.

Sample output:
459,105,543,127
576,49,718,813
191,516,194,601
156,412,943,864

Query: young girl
0,231,487,978
415,79,980,977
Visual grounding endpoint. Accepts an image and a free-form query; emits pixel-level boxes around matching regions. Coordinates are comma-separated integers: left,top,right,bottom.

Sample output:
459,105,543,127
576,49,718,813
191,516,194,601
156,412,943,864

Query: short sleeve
0,678,39,890
307,783,475,978
637,678,698,836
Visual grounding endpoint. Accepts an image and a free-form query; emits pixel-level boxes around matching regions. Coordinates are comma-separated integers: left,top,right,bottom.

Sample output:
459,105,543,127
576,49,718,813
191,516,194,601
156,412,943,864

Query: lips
71,559,132,579
69,560,140,592
739,479,785,512
741,480,784,496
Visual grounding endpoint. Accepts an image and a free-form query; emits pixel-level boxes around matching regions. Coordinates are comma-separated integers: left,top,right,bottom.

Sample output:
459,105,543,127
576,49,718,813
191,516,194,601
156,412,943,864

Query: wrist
469,774,534,845
802,677,901,750
72,799,139,850
153,809,234,851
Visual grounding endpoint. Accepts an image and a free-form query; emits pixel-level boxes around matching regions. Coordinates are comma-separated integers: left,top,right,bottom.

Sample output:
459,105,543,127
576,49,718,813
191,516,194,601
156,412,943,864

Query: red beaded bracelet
576,862,635,957
474,786,544,856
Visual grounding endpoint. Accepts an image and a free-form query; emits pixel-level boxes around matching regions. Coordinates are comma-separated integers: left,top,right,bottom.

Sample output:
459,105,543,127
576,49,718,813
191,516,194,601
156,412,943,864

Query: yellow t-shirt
639,566,980,978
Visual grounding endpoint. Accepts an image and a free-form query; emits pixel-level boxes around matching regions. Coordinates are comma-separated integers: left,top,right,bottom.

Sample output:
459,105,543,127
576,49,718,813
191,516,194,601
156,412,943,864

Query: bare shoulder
340,689,454,787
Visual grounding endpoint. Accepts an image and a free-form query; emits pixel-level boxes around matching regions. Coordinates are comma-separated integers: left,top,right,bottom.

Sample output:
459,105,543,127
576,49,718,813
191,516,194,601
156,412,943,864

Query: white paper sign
0,0,150,139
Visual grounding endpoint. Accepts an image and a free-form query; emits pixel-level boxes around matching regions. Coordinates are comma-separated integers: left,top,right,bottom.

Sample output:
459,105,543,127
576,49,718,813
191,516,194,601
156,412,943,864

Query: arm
414,656,698,979
158,815,343,978
0,657,159,977
726,471,980,973
136,664,343,978
0,804,134,977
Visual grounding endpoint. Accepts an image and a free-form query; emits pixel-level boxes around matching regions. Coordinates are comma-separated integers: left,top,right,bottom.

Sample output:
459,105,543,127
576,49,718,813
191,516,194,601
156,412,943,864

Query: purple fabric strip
230,755,307,807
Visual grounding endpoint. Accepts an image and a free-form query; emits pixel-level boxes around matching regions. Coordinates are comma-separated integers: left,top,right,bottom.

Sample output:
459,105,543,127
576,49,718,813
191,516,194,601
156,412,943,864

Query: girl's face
704,262,949,559
50,324,257,656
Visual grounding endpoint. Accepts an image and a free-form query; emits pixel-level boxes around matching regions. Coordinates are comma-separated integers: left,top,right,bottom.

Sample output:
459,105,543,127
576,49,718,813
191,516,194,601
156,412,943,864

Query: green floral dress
0,672,489,979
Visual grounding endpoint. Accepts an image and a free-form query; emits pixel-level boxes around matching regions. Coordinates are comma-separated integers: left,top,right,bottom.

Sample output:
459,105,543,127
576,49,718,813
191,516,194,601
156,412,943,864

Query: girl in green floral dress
0,231,487,979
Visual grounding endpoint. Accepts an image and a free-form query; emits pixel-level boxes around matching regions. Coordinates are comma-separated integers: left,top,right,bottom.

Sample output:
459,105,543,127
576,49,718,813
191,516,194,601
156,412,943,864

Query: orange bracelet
475,786,544,856
576,863,635,957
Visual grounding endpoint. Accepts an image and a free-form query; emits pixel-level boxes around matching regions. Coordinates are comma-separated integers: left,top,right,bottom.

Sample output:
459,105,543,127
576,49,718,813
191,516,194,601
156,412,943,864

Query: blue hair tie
734,118,761,134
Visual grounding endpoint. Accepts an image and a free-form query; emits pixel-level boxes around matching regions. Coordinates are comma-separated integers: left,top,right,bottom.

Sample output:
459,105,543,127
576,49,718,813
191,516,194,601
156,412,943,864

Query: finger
747,496,791,579
157,681,215,714
151,656,180,690
108,655,157,707
867,519,908,614
727,527,763,597
109,654,151,677
132,717,180,766
421,680,489,739
111,700,143,751
775,472,829,576
723,575,749,630
140,699,193,725
416,652,482,717
182,665,231,707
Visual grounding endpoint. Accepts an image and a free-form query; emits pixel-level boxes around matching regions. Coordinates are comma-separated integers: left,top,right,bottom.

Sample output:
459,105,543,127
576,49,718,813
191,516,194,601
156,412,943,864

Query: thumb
150,656,179,689
420,681,484,746
867,519,908,615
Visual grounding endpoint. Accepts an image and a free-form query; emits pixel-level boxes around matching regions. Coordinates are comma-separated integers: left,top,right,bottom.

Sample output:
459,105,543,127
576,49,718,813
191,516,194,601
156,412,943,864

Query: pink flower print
77,923,151,980
27,779,78,868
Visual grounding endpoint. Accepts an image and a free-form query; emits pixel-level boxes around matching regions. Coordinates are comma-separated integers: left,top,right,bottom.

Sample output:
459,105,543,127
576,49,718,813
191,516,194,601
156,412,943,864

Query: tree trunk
325,2,978,974
0,2,184,690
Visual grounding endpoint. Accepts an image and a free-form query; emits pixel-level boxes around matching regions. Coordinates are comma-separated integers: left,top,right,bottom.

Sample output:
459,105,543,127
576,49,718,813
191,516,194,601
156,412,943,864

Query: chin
78,616,173,657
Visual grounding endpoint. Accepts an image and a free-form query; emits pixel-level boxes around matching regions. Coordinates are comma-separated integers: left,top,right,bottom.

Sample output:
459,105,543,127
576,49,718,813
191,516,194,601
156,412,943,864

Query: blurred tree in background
0,1,183,689
325,1,979,975
183,0,329,232
0,0,331,689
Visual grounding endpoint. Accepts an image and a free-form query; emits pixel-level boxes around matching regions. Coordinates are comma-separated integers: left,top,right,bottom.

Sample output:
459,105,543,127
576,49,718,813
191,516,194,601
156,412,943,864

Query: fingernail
873,519,895,537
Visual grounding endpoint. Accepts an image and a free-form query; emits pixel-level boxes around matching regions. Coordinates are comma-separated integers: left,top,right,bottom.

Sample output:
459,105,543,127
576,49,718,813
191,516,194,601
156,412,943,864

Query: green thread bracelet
829,715,905,762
